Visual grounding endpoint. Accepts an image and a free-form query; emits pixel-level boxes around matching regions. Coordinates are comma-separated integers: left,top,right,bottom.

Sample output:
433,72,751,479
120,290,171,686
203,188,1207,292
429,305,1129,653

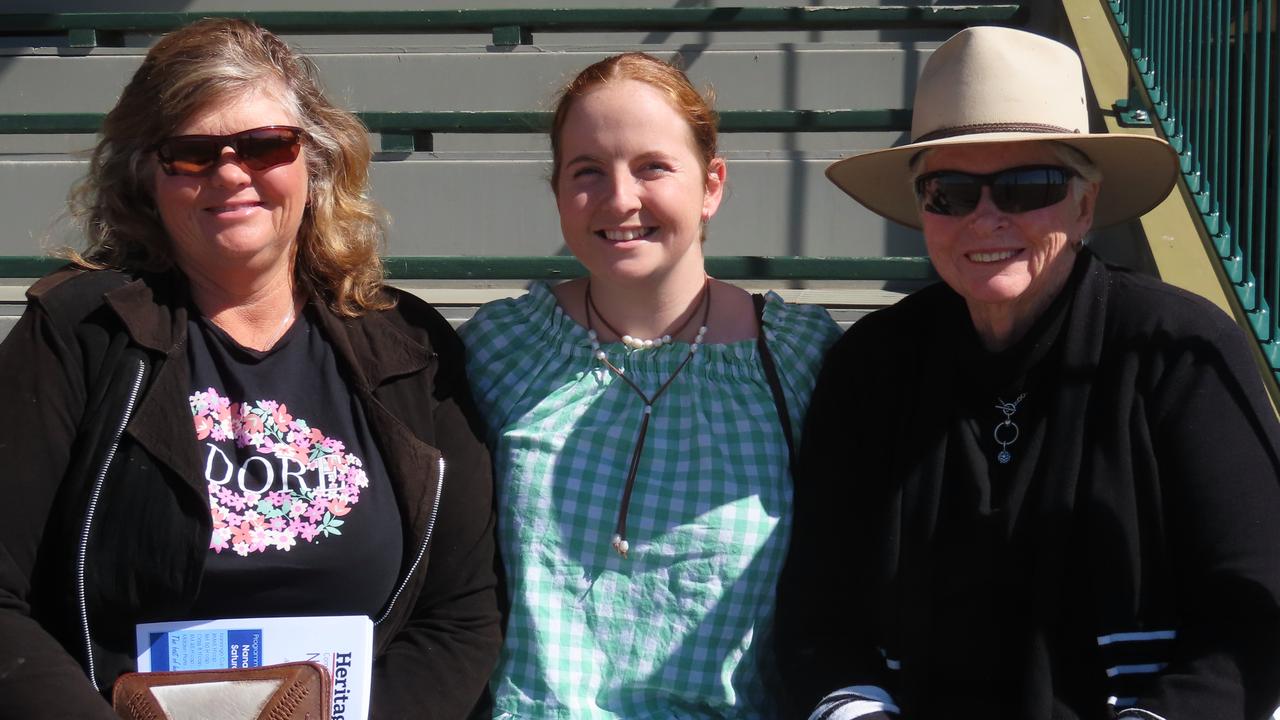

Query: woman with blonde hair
0,18,500,717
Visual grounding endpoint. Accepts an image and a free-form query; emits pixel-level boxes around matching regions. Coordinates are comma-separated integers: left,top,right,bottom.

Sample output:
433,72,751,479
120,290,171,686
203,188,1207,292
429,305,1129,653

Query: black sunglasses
914,165,1077,217
154,126,305,177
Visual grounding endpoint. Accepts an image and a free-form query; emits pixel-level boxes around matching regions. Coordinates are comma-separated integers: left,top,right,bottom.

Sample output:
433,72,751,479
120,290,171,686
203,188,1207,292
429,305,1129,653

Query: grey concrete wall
0,1,1157,337
0,2,956,272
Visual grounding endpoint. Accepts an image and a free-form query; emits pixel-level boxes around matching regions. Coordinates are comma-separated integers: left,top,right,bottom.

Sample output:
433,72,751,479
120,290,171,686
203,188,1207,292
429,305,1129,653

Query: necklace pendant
611,534,630,558
997,449,1012,464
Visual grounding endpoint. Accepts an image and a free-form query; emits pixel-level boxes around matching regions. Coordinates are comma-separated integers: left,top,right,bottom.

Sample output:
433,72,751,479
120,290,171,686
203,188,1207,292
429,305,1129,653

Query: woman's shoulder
458,283,585,433
460,282,566,351
826,282,957,360
365,286,462,352
460,282,582,385
379,285,452,328
1101,262,1241,342
759,291,842,364
24,263,159,328
28,263,131,303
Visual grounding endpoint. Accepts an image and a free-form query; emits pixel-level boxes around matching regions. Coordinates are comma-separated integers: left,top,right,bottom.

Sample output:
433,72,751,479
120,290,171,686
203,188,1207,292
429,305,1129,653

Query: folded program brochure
135,615,373,720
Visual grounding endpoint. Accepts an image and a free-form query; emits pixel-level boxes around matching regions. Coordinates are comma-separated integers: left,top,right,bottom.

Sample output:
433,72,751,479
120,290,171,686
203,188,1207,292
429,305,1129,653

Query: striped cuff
808,685,900,720
1097,628,1176,714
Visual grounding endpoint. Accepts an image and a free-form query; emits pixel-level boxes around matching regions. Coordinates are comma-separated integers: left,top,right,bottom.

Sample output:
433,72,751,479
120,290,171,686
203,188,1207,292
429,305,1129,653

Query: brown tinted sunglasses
154,126,305,177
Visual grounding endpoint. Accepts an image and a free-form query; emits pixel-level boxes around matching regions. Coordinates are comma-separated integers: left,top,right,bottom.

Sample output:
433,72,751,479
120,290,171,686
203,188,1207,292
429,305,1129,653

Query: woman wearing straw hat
776,26,1280,720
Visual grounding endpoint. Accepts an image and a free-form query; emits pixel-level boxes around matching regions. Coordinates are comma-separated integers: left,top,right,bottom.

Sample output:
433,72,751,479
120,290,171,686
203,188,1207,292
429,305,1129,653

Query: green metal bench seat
0,255,936,282
0,6,1028,48
0,109,914,152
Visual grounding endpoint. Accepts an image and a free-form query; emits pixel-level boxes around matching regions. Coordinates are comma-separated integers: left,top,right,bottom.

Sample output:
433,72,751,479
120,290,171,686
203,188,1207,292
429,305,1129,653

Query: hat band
914,122,1080,143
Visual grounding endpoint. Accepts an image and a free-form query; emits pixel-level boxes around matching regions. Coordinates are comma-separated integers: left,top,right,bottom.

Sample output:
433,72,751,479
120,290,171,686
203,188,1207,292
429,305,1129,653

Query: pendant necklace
584,277,711,558
992,392,1026,464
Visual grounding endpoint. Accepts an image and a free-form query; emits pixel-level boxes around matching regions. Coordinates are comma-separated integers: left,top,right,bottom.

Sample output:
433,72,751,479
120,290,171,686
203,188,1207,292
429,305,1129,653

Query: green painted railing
0,110,912,152
0,256,937,282
1106,0,1279,378
0,6,1027,47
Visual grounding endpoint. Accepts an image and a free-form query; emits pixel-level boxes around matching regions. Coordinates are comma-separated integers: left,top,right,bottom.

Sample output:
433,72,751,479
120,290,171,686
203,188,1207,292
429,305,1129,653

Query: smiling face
151,87,309,285
554,79,725,288
919,142,1097,340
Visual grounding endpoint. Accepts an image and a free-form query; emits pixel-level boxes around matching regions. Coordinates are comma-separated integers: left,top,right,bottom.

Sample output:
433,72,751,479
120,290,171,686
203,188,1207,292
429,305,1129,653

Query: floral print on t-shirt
190,388,369,556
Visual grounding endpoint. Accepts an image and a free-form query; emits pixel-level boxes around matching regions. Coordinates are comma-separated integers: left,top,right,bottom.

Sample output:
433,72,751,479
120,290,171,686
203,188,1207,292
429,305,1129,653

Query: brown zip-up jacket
0,266,501,719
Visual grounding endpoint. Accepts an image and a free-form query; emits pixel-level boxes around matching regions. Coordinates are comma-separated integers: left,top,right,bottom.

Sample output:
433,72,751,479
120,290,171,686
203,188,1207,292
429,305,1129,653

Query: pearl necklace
585,283,702,350
585,277,711,558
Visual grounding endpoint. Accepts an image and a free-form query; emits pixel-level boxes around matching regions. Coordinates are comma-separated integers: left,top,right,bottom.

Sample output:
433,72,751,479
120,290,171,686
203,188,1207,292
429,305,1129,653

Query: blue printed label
147,629,262,671
227,629,262,668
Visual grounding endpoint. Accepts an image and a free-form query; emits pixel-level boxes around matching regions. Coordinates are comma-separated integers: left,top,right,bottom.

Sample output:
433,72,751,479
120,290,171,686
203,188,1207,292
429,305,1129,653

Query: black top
777,251,1280,720
0,266,500,719
186,304,402,619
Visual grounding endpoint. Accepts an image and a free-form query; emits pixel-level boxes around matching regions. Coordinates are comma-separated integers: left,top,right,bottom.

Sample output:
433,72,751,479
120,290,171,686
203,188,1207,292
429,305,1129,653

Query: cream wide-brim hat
826,26,1179,230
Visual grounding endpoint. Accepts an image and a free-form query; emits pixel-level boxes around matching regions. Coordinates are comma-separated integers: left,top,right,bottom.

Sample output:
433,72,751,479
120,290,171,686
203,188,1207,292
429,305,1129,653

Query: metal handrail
1106,0,1279,378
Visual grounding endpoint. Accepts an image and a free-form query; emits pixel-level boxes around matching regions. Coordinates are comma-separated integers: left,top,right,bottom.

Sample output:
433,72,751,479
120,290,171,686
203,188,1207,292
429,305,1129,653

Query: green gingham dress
461,282,840,719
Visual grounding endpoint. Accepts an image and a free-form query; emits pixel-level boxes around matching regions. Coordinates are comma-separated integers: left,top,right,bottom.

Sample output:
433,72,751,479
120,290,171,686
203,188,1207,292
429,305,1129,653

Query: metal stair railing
1104,0,1279,381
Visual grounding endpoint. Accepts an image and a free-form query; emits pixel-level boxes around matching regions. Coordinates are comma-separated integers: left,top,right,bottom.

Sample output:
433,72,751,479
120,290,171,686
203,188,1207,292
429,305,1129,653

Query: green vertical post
1140,0,1149,61
1175,0,1190,168
1213,0,1233,259
1207,0,1225,238
1259,0,1274,341
1243,0,1259,312
1230,0,1245,293
1269,0,1279,349
1162,0,1173,116
1175,0,1186,140
1182,0,1203,196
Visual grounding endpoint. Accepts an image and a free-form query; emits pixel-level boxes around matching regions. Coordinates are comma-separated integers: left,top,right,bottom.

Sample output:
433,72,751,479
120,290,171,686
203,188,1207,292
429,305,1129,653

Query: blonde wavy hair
67,17,391,316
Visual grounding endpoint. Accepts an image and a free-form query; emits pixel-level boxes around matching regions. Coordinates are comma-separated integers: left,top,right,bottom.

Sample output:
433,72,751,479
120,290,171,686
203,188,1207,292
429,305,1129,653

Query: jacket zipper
376,455,445,625
76,359,147,691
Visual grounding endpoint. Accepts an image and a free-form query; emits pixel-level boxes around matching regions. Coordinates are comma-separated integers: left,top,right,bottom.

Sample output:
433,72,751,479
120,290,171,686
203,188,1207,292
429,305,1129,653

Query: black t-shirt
185,303,402,619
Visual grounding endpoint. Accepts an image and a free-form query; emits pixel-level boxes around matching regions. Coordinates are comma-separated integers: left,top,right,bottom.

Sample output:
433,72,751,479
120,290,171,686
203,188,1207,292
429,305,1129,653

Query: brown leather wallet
112,661,331,720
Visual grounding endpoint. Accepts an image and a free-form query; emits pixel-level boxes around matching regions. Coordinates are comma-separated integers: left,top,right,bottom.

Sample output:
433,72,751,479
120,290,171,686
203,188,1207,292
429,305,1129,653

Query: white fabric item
151,679,283,720
1115,710,1169,720
809,699,896,720
808,685,900,720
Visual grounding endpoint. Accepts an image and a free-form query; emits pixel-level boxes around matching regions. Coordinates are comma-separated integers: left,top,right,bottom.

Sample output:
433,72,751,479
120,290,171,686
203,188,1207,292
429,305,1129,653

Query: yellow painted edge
1062,0,1280,412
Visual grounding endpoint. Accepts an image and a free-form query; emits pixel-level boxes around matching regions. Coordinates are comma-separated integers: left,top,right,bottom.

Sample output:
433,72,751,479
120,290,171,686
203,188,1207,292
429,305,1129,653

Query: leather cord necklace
584,277,712,558
588,283,702,351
